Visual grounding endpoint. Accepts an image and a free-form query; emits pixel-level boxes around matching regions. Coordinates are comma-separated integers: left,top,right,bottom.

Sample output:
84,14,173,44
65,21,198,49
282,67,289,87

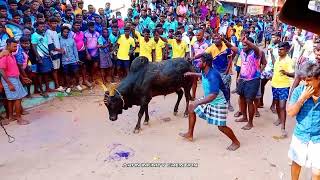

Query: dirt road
0,82,311,180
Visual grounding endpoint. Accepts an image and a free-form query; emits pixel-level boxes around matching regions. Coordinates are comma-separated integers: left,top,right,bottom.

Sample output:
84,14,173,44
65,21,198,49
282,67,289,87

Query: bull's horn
109,83,117,96
98,80,108,92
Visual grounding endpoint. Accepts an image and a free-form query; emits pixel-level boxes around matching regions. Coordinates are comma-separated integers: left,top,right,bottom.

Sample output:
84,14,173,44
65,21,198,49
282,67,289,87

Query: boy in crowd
191,30,209,100
59,26,82,93
153,30,166,62
270,42,294,138
97,28,113,84
46,17,64,92
136,28,155,62
235,36,266,130
71,21,91,87
161,31,189,59
0,38,30,125
31,21,53,98
84,22,100,84
116,26,135,79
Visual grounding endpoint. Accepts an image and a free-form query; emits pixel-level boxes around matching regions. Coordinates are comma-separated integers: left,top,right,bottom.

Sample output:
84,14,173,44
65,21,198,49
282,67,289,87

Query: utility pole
244,0,248,15
273,0,278,31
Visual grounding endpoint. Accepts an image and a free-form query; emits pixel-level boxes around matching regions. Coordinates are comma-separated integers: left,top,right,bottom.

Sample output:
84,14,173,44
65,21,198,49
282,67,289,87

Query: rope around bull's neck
115,89,125,108
0,120,15,143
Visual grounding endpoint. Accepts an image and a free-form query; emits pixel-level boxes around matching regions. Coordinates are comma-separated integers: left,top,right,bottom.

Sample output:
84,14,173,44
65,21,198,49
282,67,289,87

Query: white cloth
291,34,305,61
45,29,61,56
219,21,229,36
301,40,315,58
288,135,320,170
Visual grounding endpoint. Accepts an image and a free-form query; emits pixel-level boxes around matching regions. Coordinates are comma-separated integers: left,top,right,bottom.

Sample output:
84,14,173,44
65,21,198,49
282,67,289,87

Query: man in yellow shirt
74,1,84,15
234,21,243,40
270,42,294,138
160,31,189,59
154,30,166,62
116,27,135,79
138,29,156,62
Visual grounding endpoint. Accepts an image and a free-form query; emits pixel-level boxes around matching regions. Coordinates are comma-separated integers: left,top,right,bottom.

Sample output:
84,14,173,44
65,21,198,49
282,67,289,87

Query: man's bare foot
17,119,30,125
270,106,276,114
280,129,288,138
227,142,240,151
22,111,29,115
273,119,281,126
234,111,242,117
1,119,10,125
178,132,193,142
47,88,55,93
241,123,253,130
40,92,49,98
235,117,248,122
34,90,41,94
255,111,261,117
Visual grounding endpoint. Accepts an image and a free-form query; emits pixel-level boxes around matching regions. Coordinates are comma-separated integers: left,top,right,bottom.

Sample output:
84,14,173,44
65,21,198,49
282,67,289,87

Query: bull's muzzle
109,115,118,121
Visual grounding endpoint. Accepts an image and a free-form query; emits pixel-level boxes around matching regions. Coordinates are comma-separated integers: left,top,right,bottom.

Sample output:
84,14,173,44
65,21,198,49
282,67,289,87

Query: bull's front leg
134,105,146,134
143,105,149,125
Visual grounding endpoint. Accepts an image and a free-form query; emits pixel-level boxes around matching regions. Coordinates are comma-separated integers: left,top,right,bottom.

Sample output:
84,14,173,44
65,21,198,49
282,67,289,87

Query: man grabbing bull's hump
180,53,240,151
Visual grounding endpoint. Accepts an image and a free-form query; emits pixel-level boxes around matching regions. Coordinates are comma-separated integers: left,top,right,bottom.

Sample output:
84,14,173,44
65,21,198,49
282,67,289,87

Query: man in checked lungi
180,53,240,151
0,38,30,125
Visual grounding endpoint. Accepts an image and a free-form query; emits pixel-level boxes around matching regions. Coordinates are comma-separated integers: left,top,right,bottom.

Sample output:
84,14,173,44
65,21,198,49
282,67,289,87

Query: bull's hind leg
174,89,184,116
183,85,192,118
143,105,150,125
134,105,146,134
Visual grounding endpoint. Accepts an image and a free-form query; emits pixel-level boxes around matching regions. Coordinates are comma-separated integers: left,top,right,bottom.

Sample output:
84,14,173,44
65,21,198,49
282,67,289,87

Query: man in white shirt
290,28,305,63
219,15,229,37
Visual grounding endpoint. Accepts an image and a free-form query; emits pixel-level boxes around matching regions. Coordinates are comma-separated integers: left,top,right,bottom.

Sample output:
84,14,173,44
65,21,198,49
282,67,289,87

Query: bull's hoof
184,113,189,118
133,129,141,134
173,111,178,116
143,121,149,125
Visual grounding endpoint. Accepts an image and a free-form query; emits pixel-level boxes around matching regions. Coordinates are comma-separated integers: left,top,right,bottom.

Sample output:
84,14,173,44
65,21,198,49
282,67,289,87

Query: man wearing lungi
0,38,30,125
180,53,240,151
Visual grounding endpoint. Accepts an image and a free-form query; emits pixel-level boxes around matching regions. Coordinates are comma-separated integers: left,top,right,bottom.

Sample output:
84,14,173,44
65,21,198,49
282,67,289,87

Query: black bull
104,56,194,133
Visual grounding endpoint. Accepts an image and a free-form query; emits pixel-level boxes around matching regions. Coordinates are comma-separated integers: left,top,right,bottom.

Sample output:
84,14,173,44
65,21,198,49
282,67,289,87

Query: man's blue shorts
272,87,290,101
63,63,79,75
38,56,53,73
116,59,130,69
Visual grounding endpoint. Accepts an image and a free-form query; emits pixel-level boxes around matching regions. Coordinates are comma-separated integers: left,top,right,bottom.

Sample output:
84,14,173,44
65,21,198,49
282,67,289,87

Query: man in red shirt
0,38,31,125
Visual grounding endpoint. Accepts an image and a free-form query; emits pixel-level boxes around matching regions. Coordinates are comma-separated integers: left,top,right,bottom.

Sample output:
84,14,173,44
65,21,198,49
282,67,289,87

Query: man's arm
152,49,156,62
0,69,15,91
194,93,217,106
162,47,166,60
219,78,230,102
111,4,125,13
288,76,302,99
244,37,262,58
222,37,238,54
260,51,267,72
287,86,313,117
225,55,233,74
31,44,42,63
184,72,202,77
